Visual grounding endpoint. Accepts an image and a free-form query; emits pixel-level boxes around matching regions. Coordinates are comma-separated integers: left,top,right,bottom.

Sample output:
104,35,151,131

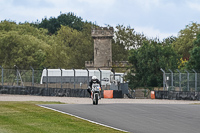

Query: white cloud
134,26,177,40
78,0,115,6
0,0,84,22
0,0,200,39
134,0,160,11
187,1,200,12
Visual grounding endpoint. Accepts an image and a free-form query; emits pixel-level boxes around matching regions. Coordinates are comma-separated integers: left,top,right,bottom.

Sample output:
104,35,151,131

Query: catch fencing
0,66,123,97
0,67,95,89
0,67,96,96
159,69,200,100
161,69,200,92
0,68,45,88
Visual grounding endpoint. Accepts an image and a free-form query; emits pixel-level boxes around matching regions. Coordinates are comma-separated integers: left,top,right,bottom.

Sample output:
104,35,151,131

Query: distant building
85,27,114,70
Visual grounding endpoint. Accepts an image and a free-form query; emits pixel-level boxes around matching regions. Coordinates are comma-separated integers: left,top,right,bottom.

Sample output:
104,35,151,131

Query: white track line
38,105,129,133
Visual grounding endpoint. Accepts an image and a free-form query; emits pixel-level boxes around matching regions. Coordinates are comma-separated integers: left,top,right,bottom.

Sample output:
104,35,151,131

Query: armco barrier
0,85,123,98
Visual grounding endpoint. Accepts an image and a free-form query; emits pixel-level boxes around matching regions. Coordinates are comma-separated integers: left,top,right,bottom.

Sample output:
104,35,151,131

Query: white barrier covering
40,69,124,85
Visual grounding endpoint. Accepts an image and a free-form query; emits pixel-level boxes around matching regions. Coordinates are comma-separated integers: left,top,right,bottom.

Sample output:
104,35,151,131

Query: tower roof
91,27,114,38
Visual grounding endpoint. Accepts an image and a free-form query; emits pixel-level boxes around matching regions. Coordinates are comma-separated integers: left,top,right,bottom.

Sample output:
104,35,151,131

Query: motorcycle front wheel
95,94,98,105
93,93,95,105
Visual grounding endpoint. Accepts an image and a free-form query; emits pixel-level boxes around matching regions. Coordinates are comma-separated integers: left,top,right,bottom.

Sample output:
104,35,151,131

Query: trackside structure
40,69,124,86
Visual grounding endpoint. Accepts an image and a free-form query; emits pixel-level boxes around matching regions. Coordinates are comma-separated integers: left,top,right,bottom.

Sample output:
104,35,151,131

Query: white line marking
38,105,129,133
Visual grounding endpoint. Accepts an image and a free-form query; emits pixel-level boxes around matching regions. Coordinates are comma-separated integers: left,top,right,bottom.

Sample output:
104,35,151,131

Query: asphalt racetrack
40,103,200,133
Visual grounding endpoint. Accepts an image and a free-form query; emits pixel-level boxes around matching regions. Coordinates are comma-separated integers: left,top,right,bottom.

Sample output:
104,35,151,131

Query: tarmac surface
1,94,200,133
41,103,200,133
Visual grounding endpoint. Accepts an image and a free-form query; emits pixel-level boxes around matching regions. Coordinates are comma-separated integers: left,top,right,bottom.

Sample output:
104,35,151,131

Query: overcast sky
0,0,200,40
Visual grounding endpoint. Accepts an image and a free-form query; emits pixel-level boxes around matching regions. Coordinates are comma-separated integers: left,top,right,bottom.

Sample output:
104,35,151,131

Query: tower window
95,48,98,55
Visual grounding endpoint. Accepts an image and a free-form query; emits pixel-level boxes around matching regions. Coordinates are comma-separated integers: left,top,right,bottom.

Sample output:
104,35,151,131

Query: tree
45,25,93,68
0,21,52,69
0,20,95,69
172,22,200,60
38,12,84,34
186,33,200,70
128,40,178,89
162,36,177,46
57,13,83,31
0,31,49,69
112,25,147,62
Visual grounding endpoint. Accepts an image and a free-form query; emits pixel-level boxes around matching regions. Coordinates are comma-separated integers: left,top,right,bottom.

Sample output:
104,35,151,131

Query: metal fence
0,67,94,89
0,66,130,97
0,69,44,87
0,67,116,90
161,69,200,92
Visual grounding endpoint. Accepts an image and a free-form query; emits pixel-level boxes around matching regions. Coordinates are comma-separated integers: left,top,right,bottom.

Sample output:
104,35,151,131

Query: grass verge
0,101,123,133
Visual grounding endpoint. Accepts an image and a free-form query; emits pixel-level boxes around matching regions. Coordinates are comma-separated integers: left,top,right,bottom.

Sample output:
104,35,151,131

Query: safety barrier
151,91,155,99
0,85,123,98
0,85,89,97
103,90,113,98
151,90,200,100
103,90,123,98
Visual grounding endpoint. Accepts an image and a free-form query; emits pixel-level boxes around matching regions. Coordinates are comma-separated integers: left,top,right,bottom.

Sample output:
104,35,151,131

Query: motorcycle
91,84,101,105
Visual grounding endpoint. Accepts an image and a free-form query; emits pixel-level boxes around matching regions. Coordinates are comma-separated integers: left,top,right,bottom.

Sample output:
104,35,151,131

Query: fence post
14,65,19,86
73,68,75,89
44,67,48,96
176,69,181,91
86,68,89,86
98,68,102,85
160,68,166,90
0,66,3,86
192,69,197,91
59,68,63,89
111,68,115,80
30,66,34,87
184,69,189,91
169,69,173,90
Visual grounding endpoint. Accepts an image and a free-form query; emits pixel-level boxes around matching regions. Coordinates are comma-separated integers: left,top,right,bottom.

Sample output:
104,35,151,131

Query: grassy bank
0,101,123,133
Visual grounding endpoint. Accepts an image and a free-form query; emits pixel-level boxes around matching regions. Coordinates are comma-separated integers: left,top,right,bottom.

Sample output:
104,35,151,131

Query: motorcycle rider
87,76,101,98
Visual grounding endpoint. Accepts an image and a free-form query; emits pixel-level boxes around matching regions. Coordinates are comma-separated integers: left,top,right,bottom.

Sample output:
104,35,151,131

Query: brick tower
85,27,114,69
